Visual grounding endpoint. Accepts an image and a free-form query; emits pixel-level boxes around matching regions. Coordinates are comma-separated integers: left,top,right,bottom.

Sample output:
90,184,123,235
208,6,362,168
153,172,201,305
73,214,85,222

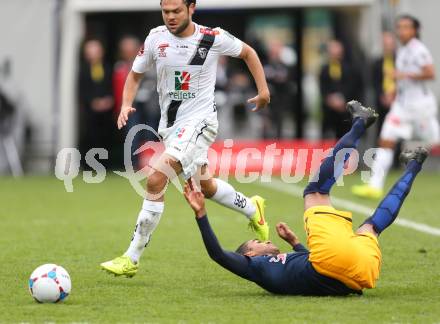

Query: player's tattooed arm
117,71,144,129
239,43,270,112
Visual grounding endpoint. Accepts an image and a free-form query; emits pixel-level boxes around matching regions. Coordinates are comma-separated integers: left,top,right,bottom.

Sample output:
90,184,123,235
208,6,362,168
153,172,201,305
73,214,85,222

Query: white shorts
380,98,440,144
159,118,218,179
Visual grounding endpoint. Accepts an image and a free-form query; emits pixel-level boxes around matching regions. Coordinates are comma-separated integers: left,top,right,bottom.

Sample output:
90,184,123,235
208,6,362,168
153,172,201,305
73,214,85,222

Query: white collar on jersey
168,22,200,41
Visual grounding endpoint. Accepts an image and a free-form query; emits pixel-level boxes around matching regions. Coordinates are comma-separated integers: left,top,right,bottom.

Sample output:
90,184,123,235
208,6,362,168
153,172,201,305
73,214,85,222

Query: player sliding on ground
184,100,428,295
101,0,270,277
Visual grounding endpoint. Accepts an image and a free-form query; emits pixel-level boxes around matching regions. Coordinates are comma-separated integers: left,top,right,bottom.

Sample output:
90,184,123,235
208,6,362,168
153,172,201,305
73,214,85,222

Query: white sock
210,178,256,219
124,200,164,264
369,148,394,189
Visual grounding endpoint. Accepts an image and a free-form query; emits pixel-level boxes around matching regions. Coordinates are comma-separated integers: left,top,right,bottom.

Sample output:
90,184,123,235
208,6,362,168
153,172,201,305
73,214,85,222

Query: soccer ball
28,264,71,303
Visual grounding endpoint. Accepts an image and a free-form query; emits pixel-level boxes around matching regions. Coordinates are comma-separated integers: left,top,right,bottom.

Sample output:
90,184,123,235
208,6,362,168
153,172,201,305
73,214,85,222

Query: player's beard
169,16,190,36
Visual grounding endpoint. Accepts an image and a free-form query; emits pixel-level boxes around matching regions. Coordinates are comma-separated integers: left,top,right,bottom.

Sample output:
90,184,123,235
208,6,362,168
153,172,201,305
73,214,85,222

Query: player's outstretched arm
117,71,144,129
239,43,270,112
183,181,253,279
276,223,308,253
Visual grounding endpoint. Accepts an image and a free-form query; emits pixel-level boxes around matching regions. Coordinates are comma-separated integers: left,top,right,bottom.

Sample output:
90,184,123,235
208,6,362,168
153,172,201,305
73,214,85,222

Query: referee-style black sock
304,118,366,196
362,160,422,234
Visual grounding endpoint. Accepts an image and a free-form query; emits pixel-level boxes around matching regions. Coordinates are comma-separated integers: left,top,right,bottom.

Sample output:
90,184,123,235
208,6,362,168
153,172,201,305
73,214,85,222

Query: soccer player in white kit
352,15,439,199
101,0,271,277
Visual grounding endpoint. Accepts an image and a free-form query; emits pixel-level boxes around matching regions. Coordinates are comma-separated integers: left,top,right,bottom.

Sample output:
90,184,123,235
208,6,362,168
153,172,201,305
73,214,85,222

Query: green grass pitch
1,171,440,323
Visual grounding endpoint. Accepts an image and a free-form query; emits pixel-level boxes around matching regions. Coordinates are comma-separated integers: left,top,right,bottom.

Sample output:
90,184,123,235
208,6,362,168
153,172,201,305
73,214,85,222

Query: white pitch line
257,178,440,237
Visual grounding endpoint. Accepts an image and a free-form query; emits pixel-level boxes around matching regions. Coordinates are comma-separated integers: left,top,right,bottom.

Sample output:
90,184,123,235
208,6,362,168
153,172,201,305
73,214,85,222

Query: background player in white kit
352,15,440,199
101,0,271,277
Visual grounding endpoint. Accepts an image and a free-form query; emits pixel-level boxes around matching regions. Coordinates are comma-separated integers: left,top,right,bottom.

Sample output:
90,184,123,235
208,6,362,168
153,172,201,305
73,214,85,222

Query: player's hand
247,90,270,112
183,179,206,218
276,222,299,247
117,106,137,129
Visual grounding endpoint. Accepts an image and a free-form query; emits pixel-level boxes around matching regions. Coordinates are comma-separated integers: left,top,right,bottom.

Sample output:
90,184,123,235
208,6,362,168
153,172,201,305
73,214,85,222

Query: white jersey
396,38,435,105
132,23,243,132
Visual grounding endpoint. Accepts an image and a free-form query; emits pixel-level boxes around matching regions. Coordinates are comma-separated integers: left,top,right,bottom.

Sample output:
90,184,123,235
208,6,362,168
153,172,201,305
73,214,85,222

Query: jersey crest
198,48,208,59
189,31,216,65
158,43,170,57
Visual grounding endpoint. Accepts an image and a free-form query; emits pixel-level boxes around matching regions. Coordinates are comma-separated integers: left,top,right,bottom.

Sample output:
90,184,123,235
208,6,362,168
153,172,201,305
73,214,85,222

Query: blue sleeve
196,215,254,280
293,243,309,253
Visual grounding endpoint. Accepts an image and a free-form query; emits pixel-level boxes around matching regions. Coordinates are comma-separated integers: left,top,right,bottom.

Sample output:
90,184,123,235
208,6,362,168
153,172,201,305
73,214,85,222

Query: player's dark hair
160,0,196,7
398,14,421,39
235,241,251,255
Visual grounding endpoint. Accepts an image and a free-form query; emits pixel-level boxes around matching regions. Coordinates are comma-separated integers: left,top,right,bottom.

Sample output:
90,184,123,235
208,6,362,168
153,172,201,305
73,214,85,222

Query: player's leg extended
101,154,182,277
196,165,268,241
359,148,428,235
304,101,378,202
351,102,409,199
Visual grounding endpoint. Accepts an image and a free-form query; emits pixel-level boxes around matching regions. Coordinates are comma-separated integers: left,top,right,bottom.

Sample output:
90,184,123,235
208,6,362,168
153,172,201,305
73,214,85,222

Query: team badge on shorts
176,127,186,138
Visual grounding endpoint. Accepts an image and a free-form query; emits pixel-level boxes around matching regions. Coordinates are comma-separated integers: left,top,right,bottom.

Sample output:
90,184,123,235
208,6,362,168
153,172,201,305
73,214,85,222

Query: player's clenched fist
276,222,300,247
117,106,137,129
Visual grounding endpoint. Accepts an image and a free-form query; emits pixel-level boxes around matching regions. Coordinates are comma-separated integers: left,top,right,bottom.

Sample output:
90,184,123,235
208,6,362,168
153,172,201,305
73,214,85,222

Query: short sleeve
415,45,433,67
215,28,243,58
132,34,154,74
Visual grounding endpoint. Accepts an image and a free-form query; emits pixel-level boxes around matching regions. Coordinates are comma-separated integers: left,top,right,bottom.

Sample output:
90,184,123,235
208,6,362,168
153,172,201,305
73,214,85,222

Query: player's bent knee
147,171,168,195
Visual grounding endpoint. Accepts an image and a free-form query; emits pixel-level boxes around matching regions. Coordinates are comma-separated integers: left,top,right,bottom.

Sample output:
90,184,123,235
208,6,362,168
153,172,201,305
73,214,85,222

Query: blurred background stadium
0,0,439,174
